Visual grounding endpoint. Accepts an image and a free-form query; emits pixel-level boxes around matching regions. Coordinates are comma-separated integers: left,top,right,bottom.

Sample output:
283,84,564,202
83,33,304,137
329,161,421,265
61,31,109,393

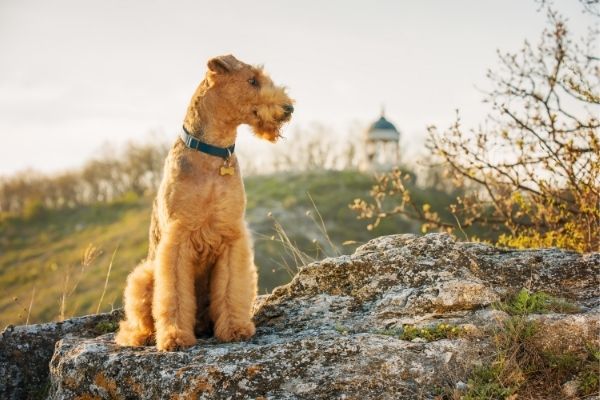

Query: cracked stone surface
1,233,598,399
0,309,123,399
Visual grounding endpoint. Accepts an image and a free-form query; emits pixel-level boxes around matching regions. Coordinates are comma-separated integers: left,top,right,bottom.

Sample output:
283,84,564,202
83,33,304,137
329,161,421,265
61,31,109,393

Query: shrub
352,9,600,252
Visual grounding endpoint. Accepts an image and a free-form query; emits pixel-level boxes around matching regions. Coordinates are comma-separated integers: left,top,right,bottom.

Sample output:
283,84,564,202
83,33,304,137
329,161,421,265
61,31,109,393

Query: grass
371,323,464,342
96,244,119,314
1,196,149,327
456,289,597,400
94,320,119,334
400,323,463,342
493,288,581,316
462,363,516,400
1,170,418,328
334,324,351,335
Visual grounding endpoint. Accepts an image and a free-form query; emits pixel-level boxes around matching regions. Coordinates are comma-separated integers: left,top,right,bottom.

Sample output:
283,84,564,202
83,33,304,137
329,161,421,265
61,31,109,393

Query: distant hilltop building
362,109,401,171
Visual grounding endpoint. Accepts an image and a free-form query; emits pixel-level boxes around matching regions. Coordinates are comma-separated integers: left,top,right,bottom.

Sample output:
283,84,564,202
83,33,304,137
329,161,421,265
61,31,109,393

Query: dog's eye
248,78,259,87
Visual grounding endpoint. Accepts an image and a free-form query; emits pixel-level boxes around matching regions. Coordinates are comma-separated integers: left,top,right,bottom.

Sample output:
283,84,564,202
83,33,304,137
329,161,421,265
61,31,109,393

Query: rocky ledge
2,233,599,399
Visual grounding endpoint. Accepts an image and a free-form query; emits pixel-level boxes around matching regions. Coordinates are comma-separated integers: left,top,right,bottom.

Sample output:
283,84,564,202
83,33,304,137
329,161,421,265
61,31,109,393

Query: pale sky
0,0,594,175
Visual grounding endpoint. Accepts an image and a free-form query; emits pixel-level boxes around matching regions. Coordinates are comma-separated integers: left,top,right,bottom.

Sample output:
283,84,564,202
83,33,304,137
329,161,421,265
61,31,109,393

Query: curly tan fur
115,55,293,351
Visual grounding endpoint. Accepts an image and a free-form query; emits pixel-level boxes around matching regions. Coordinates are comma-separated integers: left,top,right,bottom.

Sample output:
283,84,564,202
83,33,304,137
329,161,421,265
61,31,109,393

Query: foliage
21,199,46,221
94,320,119,334
0,141,169,216
373,323,465,343
578,350,600,395
400,323,463,342
334,324,351,335
494,288,580,315
460,290,598,399
352,10,600,252
268,124,363,172
463,364,516,400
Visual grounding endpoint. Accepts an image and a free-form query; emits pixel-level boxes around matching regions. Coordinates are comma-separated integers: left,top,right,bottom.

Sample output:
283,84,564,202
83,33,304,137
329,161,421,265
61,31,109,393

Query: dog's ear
207,55,240,74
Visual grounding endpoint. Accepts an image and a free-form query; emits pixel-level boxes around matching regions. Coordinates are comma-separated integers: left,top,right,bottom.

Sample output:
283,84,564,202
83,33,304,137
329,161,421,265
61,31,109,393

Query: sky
0,0,595,175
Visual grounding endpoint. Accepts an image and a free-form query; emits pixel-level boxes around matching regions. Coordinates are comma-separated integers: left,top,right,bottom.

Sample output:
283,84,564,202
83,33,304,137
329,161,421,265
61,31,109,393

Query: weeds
494,288,580,315
94,320,119,334
372,324,464,342
577,345,600,396
59,244,102,321
334,324,350,335
401,323,463,342
260,193,343,280
96,244,119,314
463,363,516,400
373,328,403,337
306,192,341,257
267,212,314,269
459,289,595,400
25,286,35,326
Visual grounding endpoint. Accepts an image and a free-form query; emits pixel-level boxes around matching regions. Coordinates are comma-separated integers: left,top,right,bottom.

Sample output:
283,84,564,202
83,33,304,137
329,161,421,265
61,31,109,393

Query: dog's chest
202,177,246,223
186,177,247,258
161,165,246,226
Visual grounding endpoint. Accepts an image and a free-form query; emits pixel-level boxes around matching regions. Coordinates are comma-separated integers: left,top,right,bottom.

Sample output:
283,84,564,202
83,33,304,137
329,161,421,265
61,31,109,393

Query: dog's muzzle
282,104,294,116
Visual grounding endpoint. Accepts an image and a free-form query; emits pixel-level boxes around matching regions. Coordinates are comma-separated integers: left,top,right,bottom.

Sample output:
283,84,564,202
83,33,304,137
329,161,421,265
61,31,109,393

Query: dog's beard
251,123,283,142
251,102,292,142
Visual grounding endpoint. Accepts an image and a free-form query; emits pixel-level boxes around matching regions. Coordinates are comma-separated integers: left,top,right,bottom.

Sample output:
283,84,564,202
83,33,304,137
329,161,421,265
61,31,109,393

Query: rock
455,380,468,390
0,309,123,400
2,233,599,399
562,379,579,398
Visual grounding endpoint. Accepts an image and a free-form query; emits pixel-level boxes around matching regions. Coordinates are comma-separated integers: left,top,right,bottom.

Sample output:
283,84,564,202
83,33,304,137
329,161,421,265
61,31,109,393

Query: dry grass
59,244,102,321
25,286,35,326
96,244,119,314
455,290,598,400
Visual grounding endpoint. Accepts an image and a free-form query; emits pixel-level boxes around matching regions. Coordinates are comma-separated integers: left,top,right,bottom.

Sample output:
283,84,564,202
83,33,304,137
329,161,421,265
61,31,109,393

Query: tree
265,124,362,173
352,9,600,252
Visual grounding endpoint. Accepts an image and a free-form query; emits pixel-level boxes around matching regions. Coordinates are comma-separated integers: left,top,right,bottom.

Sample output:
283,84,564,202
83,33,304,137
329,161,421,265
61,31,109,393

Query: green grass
0,195,150,327
400,323,463,342
494,288,580,316
1,170,424,327
94,320,119,334
371,323,464,342
463,363,516,400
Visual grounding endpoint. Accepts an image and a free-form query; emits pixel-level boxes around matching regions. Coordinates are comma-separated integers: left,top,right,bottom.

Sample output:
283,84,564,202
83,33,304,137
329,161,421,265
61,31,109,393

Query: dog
115,54,294,351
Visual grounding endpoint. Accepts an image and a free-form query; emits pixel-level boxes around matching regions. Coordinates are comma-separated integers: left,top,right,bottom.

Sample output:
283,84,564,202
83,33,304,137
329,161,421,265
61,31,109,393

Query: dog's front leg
210,228,257,342
152,221,197,351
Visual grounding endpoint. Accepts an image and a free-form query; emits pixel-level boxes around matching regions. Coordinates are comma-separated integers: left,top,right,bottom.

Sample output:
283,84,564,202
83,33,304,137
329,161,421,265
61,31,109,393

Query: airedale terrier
115,54,294,351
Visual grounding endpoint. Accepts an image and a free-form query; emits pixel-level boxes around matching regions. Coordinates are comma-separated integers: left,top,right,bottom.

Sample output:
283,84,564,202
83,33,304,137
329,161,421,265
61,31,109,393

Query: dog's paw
215,320,256,342
115,322,154,347
156,328,196,351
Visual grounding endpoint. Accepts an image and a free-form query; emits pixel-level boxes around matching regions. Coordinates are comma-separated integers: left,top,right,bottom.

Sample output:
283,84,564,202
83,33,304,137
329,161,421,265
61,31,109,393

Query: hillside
0,170,430,328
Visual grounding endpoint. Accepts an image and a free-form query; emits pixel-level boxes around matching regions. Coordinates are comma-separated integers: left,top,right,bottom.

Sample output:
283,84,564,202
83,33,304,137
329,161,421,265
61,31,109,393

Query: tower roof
366,113,400,142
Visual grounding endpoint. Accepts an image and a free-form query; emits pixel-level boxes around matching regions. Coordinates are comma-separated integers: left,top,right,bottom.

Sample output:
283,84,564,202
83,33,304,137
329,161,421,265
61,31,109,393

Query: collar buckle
181,125,235,160
185,135,194,148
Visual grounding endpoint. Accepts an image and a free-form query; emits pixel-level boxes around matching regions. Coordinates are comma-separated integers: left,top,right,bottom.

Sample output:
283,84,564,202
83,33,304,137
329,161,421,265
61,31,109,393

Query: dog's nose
282,104,294,114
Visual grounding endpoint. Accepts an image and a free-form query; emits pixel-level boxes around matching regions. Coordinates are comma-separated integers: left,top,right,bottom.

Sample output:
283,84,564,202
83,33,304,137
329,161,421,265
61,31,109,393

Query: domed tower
363,109,401,171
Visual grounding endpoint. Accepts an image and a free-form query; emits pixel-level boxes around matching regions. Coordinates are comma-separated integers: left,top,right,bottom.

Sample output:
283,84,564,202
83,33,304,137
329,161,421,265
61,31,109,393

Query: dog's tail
115,260,155,346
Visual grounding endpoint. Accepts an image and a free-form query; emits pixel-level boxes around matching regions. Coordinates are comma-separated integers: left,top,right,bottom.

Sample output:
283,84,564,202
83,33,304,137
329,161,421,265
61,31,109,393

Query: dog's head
201,55,294,142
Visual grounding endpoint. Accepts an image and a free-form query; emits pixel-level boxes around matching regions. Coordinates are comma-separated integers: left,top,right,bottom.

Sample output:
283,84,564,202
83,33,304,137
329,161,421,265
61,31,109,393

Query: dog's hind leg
152,221,198,351
115,260,155,346
209,227,257,342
